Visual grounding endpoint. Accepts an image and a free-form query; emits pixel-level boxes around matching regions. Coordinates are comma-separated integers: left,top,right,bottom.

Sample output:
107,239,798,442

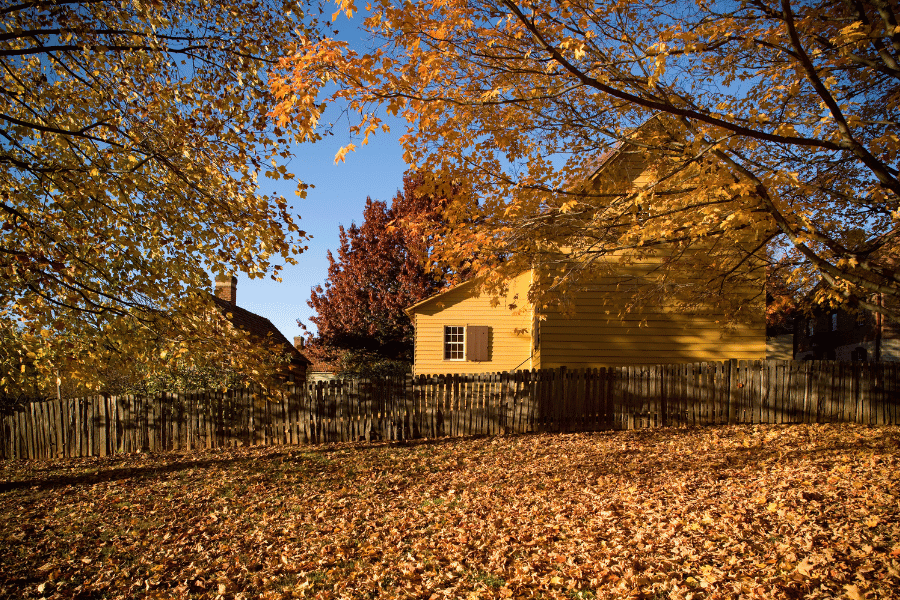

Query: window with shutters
444,326,464,360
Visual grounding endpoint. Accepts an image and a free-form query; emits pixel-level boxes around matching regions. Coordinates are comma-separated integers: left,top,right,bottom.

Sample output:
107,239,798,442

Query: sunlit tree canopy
275,0,900,320
1,0,323,396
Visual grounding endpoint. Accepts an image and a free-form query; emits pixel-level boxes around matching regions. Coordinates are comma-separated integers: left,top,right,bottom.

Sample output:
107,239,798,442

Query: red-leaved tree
304,173,452,375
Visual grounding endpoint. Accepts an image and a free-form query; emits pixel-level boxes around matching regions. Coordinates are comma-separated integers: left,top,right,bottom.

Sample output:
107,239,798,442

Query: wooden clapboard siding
537,264,764,367
409,254,762,373
410,272,534,376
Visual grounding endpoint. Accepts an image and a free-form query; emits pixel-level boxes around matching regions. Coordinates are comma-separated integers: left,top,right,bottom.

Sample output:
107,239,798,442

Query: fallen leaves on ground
1,424,898,600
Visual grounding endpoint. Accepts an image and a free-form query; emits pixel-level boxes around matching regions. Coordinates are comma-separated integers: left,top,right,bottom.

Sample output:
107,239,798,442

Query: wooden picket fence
2,360,899,460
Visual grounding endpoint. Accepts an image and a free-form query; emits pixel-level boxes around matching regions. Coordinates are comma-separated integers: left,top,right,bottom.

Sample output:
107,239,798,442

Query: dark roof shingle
211,296,310,365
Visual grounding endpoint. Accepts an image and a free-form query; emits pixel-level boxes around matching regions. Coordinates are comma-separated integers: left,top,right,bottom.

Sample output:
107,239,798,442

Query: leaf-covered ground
1,424,898,600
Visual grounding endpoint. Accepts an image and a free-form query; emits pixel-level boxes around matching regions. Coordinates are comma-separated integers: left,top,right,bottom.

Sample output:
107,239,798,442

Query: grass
0,423,898,599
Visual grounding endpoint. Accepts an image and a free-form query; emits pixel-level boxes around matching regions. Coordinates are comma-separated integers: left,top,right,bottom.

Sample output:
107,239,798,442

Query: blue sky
236,124,410,342
233,12,410,342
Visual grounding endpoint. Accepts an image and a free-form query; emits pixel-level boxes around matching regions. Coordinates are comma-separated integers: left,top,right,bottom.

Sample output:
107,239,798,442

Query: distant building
293,337,342,383
794,300,900,362
212,275,310,381
765,291,796,360
766,331,795,360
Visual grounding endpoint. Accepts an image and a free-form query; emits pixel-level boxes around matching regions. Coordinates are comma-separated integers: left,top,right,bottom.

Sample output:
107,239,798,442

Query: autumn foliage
305,173,451,374
1,424,898,599
1,1,321,396
274,0,900,321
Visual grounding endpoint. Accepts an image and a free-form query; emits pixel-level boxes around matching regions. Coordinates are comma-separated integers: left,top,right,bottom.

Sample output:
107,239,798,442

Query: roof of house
211,296,311,365
404,278,480,318
306,355,337,374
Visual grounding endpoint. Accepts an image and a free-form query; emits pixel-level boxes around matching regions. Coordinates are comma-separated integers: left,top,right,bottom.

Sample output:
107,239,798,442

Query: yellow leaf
334,143,356,164
796,557,814,577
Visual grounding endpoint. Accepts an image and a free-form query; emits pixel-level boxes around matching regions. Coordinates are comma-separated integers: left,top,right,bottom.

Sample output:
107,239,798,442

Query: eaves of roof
404,278,482,318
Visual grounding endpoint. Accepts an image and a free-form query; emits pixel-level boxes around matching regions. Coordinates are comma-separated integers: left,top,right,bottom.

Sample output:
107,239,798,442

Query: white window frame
444,326,465,361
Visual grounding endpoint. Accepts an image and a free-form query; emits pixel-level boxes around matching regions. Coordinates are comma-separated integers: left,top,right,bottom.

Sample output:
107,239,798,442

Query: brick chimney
214,274,237,305
294,336,305,349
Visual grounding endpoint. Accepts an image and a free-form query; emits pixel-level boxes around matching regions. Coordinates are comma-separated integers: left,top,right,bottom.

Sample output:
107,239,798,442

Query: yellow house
404,265,765,376
405,271,537,376
405,118,766,376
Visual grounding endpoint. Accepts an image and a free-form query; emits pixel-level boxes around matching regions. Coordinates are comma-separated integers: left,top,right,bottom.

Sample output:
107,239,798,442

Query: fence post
499,372,510,434
627,366,635,430
727,359,738,425
557,366,567,433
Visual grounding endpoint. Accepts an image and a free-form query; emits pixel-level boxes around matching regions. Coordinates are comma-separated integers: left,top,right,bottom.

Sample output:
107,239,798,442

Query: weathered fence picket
2,360,899,459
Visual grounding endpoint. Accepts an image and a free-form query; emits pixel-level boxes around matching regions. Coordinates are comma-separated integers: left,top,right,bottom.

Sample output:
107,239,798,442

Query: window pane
444,326,464,360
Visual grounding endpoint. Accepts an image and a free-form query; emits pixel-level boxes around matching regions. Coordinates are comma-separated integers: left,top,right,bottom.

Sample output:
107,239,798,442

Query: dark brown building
212,275,310,381
794,300,900,362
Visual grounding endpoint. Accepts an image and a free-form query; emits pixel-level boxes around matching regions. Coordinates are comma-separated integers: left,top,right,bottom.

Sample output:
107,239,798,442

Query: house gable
407,119,767,374
211,286,310,382
407,273,534,376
